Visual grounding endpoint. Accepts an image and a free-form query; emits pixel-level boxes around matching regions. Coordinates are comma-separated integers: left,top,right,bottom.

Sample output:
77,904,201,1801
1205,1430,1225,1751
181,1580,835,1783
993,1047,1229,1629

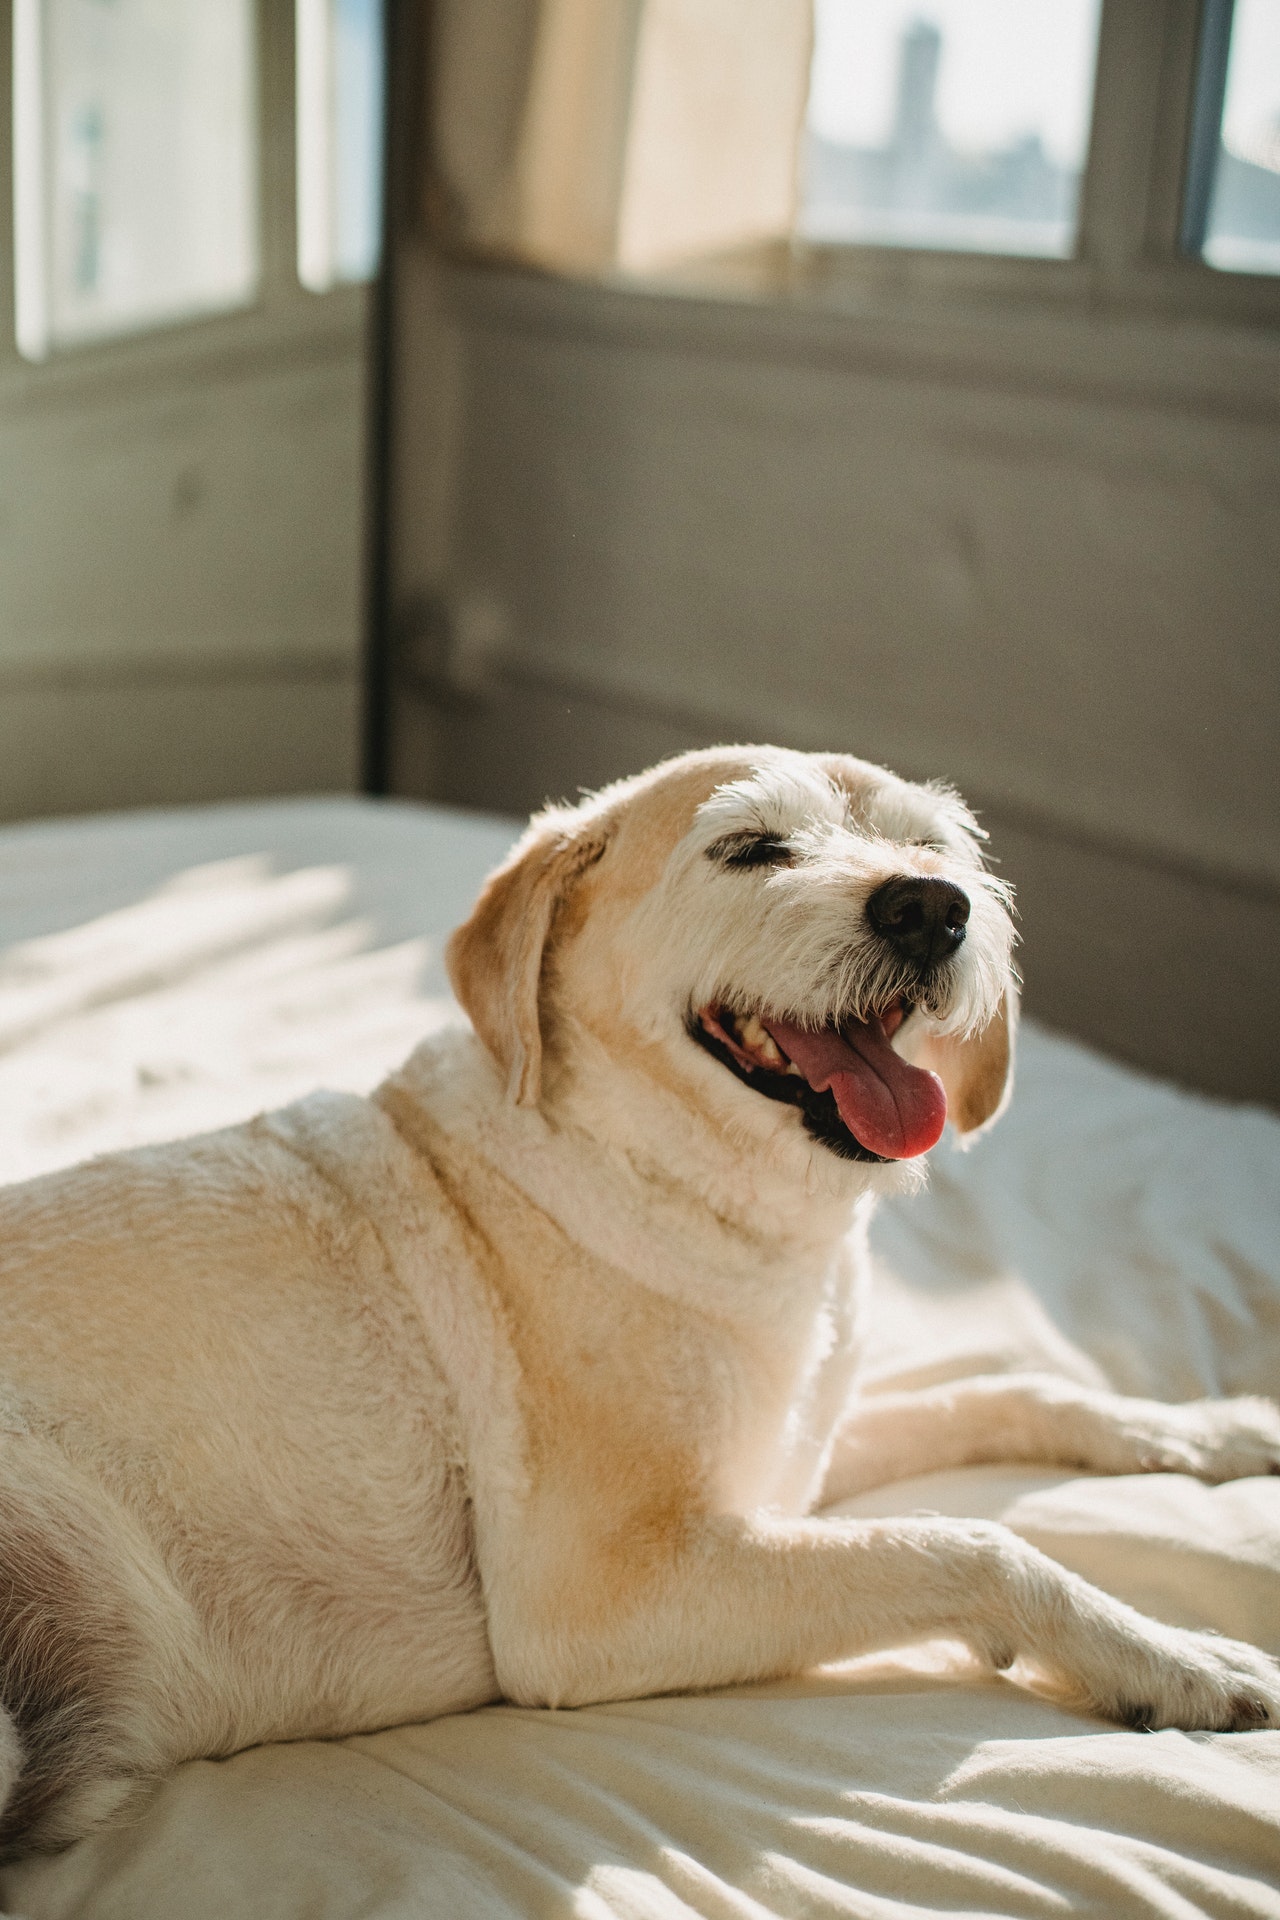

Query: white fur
0,745,1276,1857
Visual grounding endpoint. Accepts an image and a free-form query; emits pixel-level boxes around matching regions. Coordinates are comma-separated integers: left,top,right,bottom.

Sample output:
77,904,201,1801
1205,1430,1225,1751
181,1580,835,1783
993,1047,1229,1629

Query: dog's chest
712,1273,861,1517
393,1076,867,1528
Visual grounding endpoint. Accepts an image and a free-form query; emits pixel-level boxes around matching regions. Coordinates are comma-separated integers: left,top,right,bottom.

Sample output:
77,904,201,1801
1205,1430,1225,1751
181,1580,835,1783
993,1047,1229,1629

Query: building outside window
802,0,1103,259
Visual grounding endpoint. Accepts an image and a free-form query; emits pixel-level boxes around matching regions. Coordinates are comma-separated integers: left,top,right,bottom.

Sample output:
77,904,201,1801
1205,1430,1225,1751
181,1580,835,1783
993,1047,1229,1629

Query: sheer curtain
428,0,813,276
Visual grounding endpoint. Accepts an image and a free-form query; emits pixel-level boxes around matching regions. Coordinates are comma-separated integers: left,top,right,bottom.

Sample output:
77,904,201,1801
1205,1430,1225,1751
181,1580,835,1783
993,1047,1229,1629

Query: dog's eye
709,834,794,869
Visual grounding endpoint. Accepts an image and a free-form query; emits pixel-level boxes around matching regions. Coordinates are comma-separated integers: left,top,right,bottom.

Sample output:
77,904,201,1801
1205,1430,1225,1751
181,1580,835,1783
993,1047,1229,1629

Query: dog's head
447,747,1017,1182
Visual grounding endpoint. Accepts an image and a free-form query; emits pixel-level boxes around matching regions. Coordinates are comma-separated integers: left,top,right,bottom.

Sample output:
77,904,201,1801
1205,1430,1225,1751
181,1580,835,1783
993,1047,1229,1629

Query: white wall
0,296,367,821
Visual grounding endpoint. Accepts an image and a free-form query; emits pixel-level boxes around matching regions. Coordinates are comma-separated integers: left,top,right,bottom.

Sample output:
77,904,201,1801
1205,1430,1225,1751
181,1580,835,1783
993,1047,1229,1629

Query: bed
0,794,1277,1920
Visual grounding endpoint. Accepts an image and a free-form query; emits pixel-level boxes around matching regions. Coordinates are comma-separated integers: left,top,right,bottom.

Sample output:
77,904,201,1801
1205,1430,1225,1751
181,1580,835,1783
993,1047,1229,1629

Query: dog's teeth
740,1015,783,1066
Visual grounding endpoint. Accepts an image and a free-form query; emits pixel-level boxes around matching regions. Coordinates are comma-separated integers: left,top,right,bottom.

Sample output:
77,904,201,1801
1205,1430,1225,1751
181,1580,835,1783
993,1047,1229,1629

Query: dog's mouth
691,1002,947,1164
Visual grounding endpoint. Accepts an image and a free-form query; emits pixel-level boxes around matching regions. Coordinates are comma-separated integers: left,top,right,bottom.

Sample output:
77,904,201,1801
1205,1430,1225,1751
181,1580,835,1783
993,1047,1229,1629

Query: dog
0,744,1277,1859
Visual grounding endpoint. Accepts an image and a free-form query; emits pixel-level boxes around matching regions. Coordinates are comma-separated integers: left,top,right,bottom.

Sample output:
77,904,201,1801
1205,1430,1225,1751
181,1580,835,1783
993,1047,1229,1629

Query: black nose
866,876,970,966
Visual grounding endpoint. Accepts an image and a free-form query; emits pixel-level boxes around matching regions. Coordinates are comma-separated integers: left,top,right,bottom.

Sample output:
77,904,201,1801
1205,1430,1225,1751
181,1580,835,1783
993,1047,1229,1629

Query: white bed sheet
0,796,1277,1920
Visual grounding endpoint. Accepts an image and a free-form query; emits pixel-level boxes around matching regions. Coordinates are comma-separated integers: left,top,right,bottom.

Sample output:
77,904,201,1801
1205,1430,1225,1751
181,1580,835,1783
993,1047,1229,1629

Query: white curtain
428,0,814,276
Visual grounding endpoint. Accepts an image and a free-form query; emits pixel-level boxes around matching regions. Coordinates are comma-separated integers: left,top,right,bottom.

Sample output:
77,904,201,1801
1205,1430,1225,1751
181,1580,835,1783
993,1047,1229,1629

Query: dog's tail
0,1709,20,1827
0,1436,185,1861
0,1689,141,1864
0,1736,33,1920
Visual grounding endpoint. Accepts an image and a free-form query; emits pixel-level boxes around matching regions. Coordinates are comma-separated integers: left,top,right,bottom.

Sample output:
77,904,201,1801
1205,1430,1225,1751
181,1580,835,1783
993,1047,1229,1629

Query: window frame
0,0,371,406
418,0,1280,349
775,0,1280,329
3,1,1275,408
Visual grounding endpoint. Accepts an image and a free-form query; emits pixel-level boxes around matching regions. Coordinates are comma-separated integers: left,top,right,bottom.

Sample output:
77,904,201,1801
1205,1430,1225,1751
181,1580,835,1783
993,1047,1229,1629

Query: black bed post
360,0,415,796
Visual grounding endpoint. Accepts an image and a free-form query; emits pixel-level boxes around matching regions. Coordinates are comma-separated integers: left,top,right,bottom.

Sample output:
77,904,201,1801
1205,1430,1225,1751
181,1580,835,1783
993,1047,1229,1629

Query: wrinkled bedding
0,795,1277,1920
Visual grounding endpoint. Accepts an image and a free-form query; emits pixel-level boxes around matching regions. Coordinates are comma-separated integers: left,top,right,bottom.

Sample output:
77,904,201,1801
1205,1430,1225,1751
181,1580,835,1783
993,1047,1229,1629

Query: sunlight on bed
0,853,461,1183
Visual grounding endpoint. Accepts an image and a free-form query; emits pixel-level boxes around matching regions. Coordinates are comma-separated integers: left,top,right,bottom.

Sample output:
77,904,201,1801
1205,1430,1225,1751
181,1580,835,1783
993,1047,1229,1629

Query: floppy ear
908,980,1019,1142
446,811,608,1107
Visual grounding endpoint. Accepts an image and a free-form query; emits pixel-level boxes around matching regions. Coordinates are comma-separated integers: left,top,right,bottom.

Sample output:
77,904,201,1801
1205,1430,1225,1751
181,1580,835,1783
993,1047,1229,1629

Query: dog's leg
819,1373,1280,1504
494,1508,1280,1731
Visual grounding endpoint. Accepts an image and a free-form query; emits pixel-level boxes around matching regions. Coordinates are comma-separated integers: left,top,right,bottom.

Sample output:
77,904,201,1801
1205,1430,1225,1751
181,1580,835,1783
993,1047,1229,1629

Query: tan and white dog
1,744,1278,1859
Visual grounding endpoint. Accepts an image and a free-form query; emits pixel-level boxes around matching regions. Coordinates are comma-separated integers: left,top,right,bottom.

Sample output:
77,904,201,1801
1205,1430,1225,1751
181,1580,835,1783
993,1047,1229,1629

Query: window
296,0,384,292
803,0,1103,259
10,0,385,363
424,0,1280,331
1183,0,1280,275
14,0,258,359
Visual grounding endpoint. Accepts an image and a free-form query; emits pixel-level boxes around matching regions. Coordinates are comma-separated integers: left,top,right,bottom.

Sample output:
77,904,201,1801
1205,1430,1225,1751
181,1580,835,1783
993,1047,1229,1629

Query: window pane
1199,0,1280,275
13,0,258,360
802,0,1102,258
296,0,384,292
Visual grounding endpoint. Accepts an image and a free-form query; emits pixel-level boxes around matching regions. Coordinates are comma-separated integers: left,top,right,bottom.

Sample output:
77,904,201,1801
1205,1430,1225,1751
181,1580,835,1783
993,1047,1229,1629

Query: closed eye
707,833,794,869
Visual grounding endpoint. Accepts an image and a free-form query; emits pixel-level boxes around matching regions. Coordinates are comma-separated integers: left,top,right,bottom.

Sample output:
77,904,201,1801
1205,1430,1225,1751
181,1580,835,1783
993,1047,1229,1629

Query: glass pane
802,0,1102,258
13,0,258,360
1201,0,1280,275
296,0,384,292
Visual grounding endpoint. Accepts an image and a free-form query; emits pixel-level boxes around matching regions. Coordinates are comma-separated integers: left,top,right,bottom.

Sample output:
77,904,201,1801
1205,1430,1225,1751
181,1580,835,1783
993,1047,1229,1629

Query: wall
382,249,1280,1108
0,293,367,823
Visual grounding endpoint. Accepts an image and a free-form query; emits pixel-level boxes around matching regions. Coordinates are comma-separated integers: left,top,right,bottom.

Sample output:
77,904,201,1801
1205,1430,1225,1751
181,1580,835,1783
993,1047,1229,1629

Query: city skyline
803,7,1280,270
803,14,1082,256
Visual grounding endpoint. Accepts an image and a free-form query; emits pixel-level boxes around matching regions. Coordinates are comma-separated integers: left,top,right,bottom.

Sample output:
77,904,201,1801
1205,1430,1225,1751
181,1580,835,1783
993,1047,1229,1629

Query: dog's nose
866,876,970,966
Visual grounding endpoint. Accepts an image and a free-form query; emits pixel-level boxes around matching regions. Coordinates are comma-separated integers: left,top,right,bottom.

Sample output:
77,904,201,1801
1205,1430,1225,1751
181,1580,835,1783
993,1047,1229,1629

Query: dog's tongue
762,1015,946,1160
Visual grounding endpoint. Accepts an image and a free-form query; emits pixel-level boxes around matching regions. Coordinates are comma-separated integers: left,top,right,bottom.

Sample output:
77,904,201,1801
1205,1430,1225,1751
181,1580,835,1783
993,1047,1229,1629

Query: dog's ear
446,810,609,1106
907,981,1018,1141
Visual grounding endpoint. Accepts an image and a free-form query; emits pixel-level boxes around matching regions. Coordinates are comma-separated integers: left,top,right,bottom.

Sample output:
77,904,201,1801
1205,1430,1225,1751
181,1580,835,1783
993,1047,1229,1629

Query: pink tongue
762,1015,947,1160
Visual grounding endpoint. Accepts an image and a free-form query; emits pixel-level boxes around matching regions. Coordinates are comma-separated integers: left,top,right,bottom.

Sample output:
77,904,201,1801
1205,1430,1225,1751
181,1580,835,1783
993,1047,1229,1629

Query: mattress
0,795,1277,1920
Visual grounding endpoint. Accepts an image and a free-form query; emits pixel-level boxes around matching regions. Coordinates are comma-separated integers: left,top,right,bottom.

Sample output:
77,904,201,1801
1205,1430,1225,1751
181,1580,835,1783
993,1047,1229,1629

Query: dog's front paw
979,1529,1280,1732
1118,1395,1280,1483
1024,1580,1280,1731
1082,1623,1280,1733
